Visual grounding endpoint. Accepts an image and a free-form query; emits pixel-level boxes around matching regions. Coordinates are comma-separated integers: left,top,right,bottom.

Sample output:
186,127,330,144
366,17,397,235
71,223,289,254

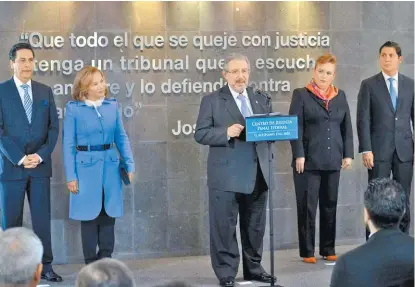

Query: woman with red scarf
289,53,354,264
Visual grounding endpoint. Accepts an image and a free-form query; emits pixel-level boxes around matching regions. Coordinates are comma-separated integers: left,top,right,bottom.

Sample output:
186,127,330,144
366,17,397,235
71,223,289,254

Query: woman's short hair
72,66,108,101
315,53,337,68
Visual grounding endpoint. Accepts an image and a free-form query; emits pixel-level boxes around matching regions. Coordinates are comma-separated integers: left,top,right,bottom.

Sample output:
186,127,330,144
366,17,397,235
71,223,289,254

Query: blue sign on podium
245,113,298,142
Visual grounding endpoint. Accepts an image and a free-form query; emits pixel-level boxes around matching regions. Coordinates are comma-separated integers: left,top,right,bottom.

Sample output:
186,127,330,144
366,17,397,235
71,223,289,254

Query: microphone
251,85,272,113
253,86,271,100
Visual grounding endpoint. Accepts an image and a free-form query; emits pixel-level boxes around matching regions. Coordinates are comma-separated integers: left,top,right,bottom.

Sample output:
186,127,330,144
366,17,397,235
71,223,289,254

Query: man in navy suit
0,42,62,282
357,41,414,239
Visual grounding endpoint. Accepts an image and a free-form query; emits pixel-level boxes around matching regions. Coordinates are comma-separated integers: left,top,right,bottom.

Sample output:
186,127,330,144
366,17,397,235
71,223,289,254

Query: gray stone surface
299,2,330,31
37,245,360,287
0,1,412,265
330,2,361,30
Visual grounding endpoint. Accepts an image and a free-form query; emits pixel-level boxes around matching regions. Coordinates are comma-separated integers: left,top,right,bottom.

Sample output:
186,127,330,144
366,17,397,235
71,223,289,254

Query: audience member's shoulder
340,244,367,260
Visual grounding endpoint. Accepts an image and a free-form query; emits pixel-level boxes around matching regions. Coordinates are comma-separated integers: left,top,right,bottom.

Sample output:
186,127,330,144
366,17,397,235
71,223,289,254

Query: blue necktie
388,78,397,111
21,84,32,123
237,94,251,118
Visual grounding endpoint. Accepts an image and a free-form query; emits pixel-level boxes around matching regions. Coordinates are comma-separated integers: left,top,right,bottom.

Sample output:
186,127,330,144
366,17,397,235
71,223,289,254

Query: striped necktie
21,84,32,123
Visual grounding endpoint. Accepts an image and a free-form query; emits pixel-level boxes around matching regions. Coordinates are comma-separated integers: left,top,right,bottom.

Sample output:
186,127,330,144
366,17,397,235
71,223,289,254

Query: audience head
364,178,407,231
0,227,43,287
75,258,135,287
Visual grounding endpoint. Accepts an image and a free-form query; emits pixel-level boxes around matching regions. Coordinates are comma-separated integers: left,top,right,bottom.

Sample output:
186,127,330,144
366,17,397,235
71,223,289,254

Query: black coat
330,229,414,287
289,87,354,170
357,72,414,162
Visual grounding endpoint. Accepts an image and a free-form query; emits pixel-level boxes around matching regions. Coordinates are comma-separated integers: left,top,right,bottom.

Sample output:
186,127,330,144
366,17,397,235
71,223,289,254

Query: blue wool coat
63,98,135,220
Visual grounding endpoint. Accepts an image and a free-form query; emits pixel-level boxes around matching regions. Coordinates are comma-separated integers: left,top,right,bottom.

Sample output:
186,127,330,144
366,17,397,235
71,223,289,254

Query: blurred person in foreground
75,258,135,287
0,227,44,287
330,178,414,287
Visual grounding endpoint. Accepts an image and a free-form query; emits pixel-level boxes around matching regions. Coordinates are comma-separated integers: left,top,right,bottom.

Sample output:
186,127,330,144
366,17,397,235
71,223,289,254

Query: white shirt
13,76,42,166
228,85,254,116
382,71,399,95
14,75,33,103
226,86,254,141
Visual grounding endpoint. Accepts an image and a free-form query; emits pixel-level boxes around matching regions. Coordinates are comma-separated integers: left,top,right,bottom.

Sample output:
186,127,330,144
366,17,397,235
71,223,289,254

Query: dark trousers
81,193,115,264
209,164,268,280
366,151,413,239
293,169,340,258
0,177,54,271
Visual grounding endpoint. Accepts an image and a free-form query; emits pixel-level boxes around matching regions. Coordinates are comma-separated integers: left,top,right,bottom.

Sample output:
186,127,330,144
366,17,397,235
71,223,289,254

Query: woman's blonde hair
72,66,108,101
315,53,337,68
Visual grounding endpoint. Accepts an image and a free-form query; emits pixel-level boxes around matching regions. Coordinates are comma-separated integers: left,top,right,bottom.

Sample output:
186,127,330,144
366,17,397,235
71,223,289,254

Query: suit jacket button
395,117,398,120
328,147,331,149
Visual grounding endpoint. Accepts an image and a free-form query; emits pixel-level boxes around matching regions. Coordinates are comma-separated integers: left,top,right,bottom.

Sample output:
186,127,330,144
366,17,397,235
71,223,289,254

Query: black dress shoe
244,272,277,283
219,278,234,287
41,270,63,282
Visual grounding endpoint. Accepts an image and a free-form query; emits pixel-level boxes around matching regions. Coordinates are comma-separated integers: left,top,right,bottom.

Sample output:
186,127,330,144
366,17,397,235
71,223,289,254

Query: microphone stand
256,89,283,287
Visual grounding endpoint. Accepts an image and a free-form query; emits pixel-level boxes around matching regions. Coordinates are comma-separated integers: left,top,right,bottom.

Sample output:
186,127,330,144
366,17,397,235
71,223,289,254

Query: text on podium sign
245,115,299,142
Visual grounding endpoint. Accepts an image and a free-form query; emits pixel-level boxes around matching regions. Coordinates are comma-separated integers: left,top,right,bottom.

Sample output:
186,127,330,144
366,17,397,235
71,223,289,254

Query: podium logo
172,120,196,136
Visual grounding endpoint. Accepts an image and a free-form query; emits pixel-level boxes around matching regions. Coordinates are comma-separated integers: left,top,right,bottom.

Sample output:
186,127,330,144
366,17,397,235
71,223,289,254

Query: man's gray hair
223,53,251,72
76,258,135,287
0,227,43,285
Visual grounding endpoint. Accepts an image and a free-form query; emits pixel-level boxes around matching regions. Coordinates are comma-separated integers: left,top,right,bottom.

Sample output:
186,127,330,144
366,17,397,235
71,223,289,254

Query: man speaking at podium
194,53,276,287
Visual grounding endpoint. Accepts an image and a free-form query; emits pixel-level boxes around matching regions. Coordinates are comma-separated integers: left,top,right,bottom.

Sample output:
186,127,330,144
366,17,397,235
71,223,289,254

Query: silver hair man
222,53,251,73
75,258,135,287
0,227,44,287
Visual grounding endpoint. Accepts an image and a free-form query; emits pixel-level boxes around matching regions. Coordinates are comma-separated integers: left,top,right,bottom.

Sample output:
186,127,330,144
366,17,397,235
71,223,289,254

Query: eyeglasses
227,69,250,75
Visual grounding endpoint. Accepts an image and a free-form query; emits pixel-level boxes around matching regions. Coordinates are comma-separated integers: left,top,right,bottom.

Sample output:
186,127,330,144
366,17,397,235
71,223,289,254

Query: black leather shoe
244,272,277,283
219,278,234,287
41,270,63,282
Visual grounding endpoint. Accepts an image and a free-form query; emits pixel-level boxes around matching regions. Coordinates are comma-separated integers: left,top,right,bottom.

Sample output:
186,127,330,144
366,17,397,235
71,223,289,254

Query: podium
245,113,298,287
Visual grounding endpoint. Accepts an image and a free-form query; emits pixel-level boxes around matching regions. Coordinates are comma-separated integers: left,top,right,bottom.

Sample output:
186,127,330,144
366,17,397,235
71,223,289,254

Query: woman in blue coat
63,66,135,264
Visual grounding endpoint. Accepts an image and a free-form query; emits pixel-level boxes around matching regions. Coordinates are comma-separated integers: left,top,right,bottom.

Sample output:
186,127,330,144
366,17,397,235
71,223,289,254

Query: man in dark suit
330,178,414,287
357,41,414,239
194,53,277,287
0,42,61,282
